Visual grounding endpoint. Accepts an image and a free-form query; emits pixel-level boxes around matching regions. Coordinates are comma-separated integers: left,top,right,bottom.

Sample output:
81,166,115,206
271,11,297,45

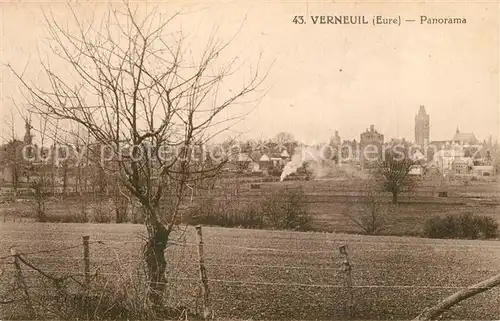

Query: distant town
0,105,497,197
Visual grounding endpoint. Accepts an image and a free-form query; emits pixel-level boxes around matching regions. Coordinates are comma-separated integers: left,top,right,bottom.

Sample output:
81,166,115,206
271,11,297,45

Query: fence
1,226,500,320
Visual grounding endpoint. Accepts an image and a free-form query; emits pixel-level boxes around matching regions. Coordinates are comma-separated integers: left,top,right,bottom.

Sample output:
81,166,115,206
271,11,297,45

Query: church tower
23,118,33,145
415,105,430,147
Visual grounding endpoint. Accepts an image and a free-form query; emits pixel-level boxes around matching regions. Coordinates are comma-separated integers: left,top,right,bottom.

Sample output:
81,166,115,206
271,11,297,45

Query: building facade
415,105,430,147
451,127,478,145
360,125,384,169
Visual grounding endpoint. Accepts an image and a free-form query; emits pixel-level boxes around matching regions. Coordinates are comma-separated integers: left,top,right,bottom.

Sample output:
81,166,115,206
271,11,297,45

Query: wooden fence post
195,225,212,319
11,248,35,318
83,235,90,292
339,244,354,318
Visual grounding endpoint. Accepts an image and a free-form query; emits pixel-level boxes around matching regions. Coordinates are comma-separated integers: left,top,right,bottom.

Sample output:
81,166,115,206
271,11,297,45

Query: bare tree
272,132,297,155
274,132,294,145
376,145,414,204
8,3,268,307
30,113,52,221
0,111,25,195
344,180,390,235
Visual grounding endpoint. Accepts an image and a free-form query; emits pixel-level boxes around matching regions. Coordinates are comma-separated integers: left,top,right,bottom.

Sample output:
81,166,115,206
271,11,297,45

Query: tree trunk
115,194,128,223
414,272,500,320
392,191,398,204
144,218,169,308
62,166,68,198
12,165,19,196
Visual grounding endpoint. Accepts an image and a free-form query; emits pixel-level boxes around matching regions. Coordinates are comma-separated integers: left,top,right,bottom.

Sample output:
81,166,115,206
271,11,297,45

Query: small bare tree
273,131,297,155
9,3,268,308
376,145,414,204
0,112,24,195
345,180,390,235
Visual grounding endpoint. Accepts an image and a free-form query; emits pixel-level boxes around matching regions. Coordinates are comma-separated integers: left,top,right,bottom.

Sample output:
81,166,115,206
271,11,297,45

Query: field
1,222,500,320
1,177,499,319
2,177,499,236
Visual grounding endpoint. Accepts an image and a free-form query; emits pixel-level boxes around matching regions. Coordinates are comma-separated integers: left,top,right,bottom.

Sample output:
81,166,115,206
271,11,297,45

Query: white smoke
280,145,366,181
280,145,330,181
280,151,304,181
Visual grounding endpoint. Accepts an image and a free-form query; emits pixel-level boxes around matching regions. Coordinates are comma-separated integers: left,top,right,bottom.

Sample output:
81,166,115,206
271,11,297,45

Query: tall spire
456,126,460,134
23,117,32,145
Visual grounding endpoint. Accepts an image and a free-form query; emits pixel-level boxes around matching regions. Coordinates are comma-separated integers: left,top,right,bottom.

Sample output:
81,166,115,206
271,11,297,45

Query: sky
1,1,499,145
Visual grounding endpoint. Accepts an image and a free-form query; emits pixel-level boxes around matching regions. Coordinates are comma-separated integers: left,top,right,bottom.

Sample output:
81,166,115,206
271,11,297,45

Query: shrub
344,184,390,235
73,201,89,223
60,212,89,223
185,188,312,231
0,261,176,320
240,204,265,229
185,197,264,229
424,213,498,239
475,215,499,239
261,188,312,231
93,206,112,223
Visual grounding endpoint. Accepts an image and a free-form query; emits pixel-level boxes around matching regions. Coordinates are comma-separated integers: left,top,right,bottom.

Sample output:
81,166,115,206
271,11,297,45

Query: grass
1,223,500,320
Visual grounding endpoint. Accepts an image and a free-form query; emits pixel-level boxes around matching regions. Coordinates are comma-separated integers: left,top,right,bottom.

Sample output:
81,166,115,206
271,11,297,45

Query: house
270,157,284,168
451,158,473,175
236,153,260,172
431,144,465,174
259,154,271,170
258,151,287,171
224,153,260,173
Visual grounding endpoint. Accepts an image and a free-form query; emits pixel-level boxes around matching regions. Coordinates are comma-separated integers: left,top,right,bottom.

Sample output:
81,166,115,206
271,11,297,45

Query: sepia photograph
0,1,499,320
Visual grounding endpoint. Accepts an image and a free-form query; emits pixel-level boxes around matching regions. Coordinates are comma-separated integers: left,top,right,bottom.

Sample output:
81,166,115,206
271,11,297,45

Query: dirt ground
1,223,500,320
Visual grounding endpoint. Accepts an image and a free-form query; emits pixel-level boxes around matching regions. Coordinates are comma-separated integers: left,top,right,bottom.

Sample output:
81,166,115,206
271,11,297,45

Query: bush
92,206,112,223
185,188,311,231
423,213,498,239
261,188,312,231
185,197,264,229
344,184,390,235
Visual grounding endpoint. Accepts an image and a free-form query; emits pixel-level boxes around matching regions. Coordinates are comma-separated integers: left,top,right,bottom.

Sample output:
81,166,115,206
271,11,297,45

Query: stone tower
415,105,429,147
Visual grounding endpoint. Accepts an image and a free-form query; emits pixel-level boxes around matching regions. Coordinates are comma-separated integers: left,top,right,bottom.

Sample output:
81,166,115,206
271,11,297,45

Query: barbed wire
2,231,500,249
5,256,498,274
2,256,348,271
0,243,84,260
2,268,499,291
2,241,499,261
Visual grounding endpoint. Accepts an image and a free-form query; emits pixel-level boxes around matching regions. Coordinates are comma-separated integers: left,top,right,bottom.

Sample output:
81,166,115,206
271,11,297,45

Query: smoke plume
280,145,329,181
280,145,366,181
